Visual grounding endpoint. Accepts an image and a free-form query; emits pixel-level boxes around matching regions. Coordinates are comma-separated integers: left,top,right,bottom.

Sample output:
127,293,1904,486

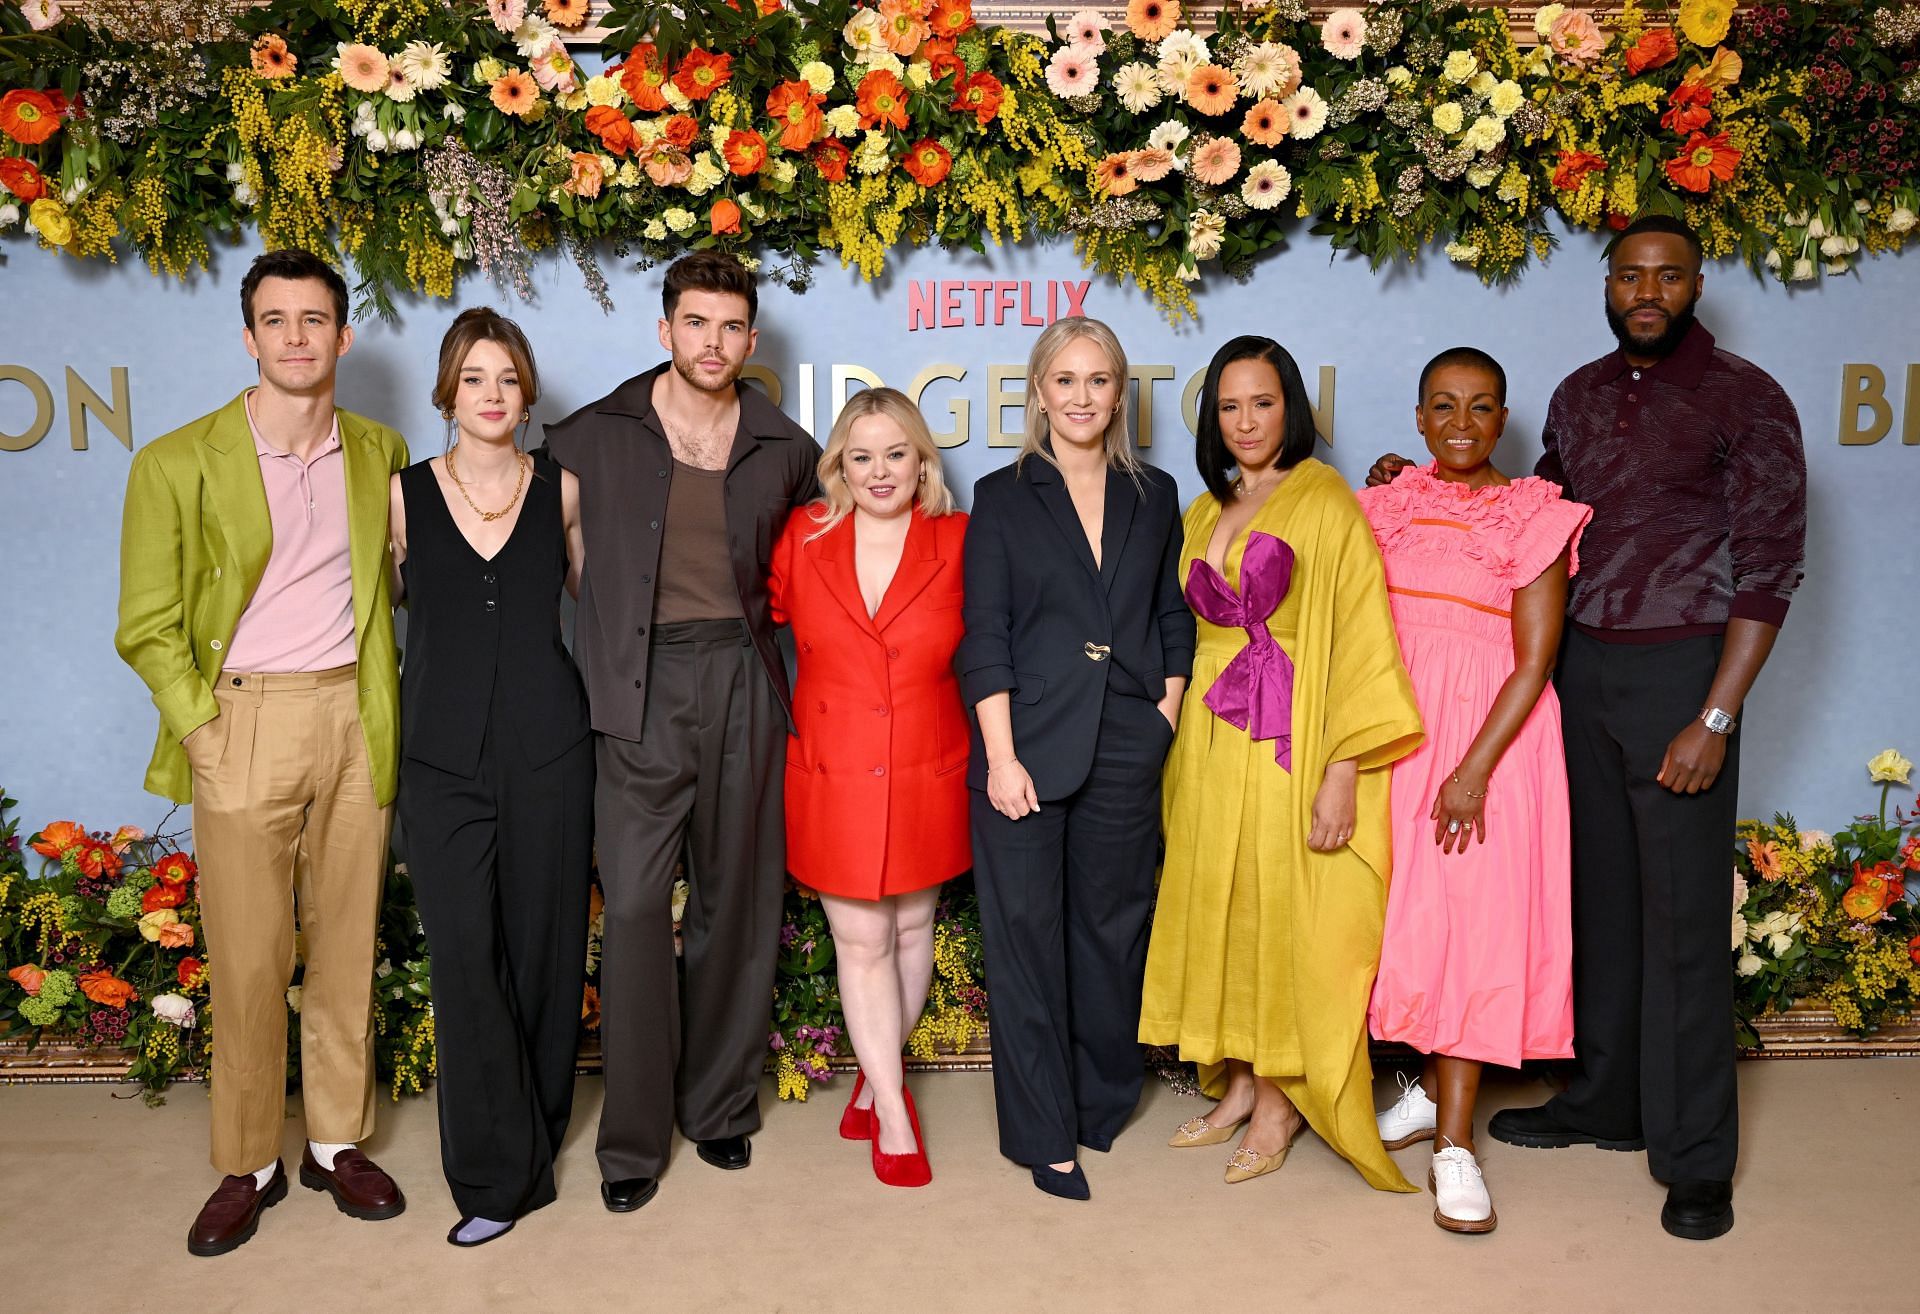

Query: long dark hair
1195,336,1318,504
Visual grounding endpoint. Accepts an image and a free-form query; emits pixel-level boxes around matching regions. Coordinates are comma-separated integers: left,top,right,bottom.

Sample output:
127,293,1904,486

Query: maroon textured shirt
1534,322,1806,642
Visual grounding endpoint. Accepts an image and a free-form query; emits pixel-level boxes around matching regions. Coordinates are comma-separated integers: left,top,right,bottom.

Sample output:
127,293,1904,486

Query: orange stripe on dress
1409,517,1474,530
1386,585,1512,619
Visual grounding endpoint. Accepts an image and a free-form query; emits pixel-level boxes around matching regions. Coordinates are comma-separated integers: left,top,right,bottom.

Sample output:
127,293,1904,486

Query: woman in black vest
957,316,1195,1200
389,308,591,1247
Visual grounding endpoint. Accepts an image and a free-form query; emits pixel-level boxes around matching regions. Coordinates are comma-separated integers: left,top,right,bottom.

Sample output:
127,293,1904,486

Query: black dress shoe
696,1135,752,1171
600,1177,660,1213
1077,1133,1113,1153
447,1216,517,1247
1030,1163,1090,1201
1487,1103,1646,1151
1662,1179,1734,1240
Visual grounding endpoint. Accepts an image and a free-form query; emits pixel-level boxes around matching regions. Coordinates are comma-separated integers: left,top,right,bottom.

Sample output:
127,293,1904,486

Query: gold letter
739,364,782,410
908,364,970,448
0,365,55,453
1311,365,1335,445
1840,364,1891,446
831,364,885,428
1906,365,1920,445
1130,365,1174,447
987,365,1025,447
67,366,134,451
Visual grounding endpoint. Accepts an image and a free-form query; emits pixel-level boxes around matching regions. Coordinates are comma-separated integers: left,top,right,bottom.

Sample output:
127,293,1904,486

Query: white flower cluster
351,99,422,154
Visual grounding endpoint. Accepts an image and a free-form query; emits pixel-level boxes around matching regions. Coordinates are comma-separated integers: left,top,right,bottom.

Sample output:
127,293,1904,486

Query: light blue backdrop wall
3,220,1916,840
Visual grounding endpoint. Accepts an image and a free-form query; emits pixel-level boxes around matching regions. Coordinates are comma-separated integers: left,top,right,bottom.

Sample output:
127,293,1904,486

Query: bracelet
988,759,1021,772
1450,771,1488,800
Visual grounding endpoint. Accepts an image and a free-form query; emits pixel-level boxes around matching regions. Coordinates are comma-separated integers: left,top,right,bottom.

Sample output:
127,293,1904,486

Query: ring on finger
1447,820,1461,835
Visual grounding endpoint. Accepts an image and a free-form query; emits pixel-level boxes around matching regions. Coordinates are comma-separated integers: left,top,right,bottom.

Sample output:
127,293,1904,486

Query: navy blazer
955,454,1195,800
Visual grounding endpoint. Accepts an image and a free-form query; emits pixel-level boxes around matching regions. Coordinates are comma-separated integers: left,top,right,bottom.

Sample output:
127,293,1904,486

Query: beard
672,350,743,394
1604,292,1699,360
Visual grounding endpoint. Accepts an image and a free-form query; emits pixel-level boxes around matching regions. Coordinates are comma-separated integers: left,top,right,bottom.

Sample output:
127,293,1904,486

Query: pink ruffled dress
1357,464,1592,1065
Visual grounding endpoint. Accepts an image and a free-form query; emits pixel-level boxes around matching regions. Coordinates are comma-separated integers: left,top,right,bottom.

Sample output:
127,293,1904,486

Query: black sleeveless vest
399,454,589,776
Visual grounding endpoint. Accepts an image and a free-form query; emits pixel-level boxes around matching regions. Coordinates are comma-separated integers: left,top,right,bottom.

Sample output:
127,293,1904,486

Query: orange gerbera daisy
903,138,952,187
544,0,591,27
766,79,826,151
879,0,931,55
1240,98,1287,147
1184,64,1238,117
857,68,910,131
711,198,743,234
1664,131,1739,192
0,88,60,146
930,0,974,39
672,47,733,102
620,41,670,112
1126,0,1180,43
1129,146,1176,183
724,128,769,176
250,34,298,80
490,70,539,117
1094,152,1138,197
950,70,1004,126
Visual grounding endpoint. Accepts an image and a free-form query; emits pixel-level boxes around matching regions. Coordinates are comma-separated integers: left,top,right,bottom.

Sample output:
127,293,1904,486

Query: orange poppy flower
812,138,851,183
76,839,123,881
710,198,743,234
1552,148,1608,192
1664,131,1739,192
662,114,700,151
143,882,188,914
1094,152,1137,197
879,0,931,55
1241,98,1287,147
1184,64,1239,117
565,151,606,199
1126,0,1180,43
930,0,974,39
29,819,86,859
585,105,639,157
0,89,61,146
620,42,670,112
766,79,826,152
672,47,732,102
903,138,952,187
1661,81,1714,135
0,156,46,202
857,68,910,131
1909,933,1920,967
641,141,693,187
757,0,784,13
78,968,138,1009
724,128,769,176
950,70,1004,126
8,964,47,996
544,0,592,28
153,853,198,888
177,957,206,989
251,34,298,80
490,70,539,118
1624,27,1678,76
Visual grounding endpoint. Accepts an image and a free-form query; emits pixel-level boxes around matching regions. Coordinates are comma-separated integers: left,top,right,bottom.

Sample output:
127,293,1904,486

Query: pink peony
1321,7,1367,61
1045,43,1100,98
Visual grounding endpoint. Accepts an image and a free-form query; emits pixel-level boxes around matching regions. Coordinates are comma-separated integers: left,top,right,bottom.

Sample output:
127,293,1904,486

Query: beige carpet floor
1,1060,1910,1313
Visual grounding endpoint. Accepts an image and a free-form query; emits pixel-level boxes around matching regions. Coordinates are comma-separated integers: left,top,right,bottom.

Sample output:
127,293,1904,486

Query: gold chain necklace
446,446,528,522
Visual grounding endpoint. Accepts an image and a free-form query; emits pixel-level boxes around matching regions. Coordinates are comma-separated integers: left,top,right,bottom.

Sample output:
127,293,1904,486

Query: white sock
308,1140,354,1170
250,1163,278,1189
454,1216,514,1245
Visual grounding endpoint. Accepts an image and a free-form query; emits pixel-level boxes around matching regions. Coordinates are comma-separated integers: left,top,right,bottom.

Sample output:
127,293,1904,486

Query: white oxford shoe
1429,1143,1496,1234
1376,1072,1438,1150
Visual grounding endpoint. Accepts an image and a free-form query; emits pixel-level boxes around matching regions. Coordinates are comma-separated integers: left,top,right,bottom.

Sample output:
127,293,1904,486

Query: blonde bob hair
1017,315,1141,476
807,387,958,541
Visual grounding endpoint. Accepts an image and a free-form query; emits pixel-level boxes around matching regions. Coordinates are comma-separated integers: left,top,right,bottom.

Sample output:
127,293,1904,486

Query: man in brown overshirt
1371,216,1807,1242
542,253,821,1212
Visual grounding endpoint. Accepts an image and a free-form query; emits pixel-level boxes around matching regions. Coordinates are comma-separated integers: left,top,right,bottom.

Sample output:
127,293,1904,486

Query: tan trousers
187,664,392,1176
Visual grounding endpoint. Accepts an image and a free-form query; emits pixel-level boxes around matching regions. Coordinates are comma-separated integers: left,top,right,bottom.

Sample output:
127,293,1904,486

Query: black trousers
399,698,594,1221
1547,629,1740,1182
593,619,786,1181
972,690,1172,1166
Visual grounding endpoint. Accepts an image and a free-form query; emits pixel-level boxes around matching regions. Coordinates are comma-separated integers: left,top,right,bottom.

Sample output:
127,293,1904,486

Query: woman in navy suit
957,316,1195,1200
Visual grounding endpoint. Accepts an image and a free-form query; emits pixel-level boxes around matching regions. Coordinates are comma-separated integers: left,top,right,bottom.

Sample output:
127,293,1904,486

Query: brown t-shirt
653,460,742,623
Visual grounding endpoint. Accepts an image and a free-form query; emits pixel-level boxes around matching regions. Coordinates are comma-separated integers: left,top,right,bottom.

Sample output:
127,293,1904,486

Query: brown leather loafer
299,1146,406,1221
188,1161,288,1257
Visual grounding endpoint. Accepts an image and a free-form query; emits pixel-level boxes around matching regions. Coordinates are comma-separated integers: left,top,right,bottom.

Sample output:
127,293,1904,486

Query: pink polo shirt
222,392,357,673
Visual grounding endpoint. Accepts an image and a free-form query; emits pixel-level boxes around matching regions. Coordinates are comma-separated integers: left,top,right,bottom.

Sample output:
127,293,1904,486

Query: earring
918,470,926,482
522,410,530,423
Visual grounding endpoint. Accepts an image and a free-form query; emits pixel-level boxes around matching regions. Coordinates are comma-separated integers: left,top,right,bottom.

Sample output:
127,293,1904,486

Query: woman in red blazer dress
769,387,970,1188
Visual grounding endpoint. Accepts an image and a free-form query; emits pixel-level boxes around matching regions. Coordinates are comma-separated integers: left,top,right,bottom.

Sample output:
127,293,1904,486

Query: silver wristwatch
1699,707,1736,735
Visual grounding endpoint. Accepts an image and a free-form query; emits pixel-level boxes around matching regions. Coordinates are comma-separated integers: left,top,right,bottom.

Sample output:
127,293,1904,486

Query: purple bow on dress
1184,530,1297,768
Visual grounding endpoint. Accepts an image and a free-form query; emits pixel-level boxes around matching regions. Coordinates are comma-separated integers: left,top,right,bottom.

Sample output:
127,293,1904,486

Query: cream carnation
1432,101,1464,134
1442,51,1478,84
800,61,835,95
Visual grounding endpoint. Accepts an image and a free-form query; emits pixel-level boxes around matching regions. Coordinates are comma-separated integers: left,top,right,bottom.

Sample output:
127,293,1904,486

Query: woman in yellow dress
1139,336,1423,1190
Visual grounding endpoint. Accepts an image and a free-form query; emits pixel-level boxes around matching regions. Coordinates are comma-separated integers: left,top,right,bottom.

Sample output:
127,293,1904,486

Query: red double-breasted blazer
769,504,972,899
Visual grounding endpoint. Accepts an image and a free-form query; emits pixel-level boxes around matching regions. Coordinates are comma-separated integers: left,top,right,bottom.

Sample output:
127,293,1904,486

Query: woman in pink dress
1357,348,1591,1235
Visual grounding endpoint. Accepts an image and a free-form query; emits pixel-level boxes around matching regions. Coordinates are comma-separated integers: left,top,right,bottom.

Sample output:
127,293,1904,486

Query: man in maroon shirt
1369,216,1807,1241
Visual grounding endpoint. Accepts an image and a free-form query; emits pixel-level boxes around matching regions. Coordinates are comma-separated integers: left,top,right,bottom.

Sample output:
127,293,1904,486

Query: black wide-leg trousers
972,690,1172,1166
593,619,786,1182
400,697,594,1221
1547,629,1741,1183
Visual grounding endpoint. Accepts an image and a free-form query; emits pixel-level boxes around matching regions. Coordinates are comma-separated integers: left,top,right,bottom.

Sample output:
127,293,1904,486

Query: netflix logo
907,279,1092,331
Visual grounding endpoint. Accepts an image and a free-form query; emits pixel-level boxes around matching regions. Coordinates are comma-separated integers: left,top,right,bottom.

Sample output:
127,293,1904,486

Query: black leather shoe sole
601,1178,660,1213
187,1170,288,1258
1487,1117,1645,1152
299,1164,407,1220
1662,1201,1734,1240
696,1140,752,1171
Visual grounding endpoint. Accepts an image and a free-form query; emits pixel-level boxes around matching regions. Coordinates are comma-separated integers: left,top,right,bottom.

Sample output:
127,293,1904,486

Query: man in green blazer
115,249,411,1258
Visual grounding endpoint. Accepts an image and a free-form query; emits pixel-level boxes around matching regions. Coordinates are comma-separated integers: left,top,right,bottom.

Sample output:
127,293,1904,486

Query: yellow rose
1432,102,1464,135
29,198,73,247
138,908,181,943
1679,0,1733,48
1867,749,1913,785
